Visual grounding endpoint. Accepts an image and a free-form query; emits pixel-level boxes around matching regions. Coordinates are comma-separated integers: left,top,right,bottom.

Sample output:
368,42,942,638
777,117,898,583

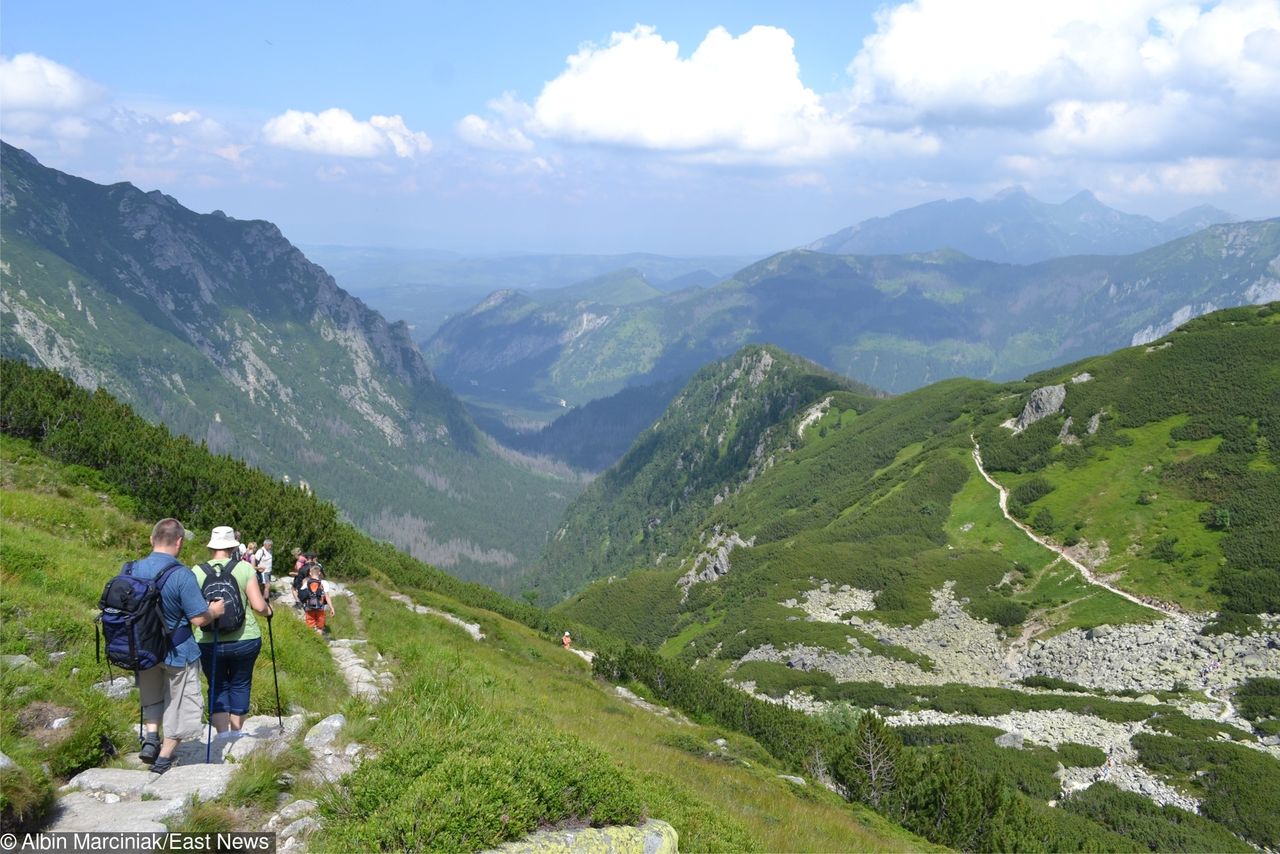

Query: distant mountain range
0,141,574,592
806,188,1238,263
302,243,755,339
426,220,1280,404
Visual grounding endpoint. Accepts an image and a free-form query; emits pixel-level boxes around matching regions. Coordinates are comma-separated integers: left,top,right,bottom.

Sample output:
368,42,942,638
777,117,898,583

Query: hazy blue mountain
302,244,753,339
807,188,1239,263
427,221,1280,403
0,141,575,592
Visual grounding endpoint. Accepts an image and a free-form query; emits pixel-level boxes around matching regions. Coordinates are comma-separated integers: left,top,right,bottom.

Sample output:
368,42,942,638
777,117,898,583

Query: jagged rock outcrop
1014,384,1067,432
678,528,754,597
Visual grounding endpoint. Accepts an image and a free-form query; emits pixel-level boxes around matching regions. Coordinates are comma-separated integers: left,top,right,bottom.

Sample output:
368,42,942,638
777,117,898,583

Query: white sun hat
207,526,240,550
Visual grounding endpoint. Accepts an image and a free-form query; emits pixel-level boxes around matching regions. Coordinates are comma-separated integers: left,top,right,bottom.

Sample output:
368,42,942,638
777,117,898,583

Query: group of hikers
97,518,335,775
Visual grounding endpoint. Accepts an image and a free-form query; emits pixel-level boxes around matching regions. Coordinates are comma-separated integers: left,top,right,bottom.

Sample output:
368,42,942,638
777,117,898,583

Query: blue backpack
96,559,192,671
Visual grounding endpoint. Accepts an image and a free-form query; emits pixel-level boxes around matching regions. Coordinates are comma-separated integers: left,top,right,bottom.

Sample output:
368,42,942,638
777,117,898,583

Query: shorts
305,609,327,631
198,638,262,715
257,571,272,586
136,660,205,741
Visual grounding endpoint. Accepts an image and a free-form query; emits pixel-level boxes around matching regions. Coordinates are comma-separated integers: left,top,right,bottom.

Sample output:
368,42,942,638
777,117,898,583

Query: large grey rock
1015,385,1067,432
281,815,321,841
65,768,152,798
143,763,236,802
995,731,1025,749
0,751,14,771
483,819,679,854
1,654,37,672
45,792,185,832
304,713,346,754
267,799,318,831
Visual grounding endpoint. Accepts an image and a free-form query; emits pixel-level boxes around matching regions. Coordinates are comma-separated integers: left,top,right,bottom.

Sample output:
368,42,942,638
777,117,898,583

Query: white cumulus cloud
0,53,104,112
525,24,868,163
262,108,431,158
848,0,1280,161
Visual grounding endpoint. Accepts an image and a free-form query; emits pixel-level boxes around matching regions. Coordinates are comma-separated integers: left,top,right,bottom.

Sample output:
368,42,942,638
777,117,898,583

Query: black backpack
97,559,191,671
300,577,327,611
198,561,246,634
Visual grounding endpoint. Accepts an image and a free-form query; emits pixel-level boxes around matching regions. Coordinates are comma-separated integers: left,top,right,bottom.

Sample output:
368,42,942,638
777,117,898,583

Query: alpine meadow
3,3,1280,852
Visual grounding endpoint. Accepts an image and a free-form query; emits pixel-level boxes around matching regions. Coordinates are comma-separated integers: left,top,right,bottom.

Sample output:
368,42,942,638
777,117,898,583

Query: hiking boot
150,756,174,776
139,733,161,764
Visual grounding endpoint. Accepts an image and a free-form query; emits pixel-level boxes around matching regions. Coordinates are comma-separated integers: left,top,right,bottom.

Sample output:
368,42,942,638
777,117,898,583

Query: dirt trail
970,436,1177,619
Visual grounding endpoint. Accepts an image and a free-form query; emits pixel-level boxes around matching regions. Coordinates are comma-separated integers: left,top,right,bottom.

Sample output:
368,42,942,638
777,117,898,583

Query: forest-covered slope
532,346,871,602
0,142,573,592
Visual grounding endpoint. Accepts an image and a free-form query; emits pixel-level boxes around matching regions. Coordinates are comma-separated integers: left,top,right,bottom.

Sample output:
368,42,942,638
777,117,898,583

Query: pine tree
833,710,902,809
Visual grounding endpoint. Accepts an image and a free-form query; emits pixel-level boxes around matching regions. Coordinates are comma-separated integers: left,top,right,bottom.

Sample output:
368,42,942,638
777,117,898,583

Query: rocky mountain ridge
0,141,573,591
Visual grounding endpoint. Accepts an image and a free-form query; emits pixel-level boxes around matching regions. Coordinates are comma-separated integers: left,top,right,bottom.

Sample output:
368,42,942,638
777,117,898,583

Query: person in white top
254,539,274,599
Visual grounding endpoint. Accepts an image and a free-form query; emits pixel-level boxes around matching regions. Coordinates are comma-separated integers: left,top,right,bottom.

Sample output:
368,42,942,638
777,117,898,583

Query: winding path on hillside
970,435,1176,619
970,437,1240,723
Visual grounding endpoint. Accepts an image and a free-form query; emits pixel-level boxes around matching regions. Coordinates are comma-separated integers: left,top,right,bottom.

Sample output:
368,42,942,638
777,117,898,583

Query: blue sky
3,1,1278,255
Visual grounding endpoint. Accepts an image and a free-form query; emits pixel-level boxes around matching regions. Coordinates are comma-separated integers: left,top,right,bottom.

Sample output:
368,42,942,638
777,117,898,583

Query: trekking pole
206,626,218,764
266,610,283,731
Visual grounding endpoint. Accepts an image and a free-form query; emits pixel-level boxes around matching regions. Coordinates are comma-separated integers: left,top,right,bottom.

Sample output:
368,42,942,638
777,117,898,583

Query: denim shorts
198,637,262,715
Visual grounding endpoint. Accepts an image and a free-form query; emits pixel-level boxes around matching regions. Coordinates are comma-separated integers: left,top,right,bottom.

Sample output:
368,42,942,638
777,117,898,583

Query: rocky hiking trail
46,579,403,848
46,580,667,852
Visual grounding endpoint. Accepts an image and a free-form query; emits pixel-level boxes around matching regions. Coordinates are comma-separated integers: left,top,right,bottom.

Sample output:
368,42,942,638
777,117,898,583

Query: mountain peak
992,186,1032,201
1063,189,1103,207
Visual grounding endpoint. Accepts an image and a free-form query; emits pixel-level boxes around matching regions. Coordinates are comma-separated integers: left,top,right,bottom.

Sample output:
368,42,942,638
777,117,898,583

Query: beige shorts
136,660,204,741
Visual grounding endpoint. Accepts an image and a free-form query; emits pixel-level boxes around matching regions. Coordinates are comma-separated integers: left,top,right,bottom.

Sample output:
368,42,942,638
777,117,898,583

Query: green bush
1055,742,1106,767
1133,732,1280,848
1062,783,1252,852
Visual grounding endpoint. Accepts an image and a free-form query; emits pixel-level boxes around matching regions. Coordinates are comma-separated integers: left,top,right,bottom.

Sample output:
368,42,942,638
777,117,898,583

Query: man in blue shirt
132,518,225,774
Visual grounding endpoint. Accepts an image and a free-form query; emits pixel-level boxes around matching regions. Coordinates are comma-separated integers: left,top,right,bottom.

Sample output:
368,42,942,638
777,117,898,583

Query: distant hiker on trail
254,539,274,600
244,542,259,567
123,519,225,775
299,563,334,633
562,631,572,649
193,526,273,735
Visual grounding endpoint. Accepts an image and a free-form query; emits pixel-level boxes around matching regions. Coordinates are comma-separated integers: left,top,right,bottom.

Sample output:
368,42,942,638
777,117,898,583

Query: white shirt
255,548,273,572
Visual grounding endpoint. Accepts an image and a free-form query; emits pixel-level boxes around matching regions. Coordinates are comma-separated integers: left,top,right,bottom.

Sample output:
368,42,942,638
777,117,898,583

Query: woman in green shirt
194,527,273,733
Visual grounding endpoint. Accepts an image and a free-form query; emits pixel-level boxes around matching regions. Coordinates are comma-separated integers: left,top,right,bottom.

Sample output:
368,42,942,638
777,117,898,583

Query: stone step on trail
44,714,305,833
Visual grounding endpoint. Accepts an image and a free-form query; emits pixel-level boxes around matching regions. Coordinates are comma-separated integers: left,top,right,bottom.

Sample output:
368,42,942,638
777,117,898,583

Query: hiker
299,563,334,633
254,539,274,600
562,631,572,649
244,542,259,567
289,548,307,606
193,526,272,734
130,519,226,775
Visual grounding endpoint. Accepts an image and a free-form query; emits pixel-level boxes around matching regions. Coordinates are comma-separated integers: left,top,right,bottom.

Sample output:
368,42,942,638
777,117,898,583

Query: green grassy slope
0,409,927,851
0,436,345,828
